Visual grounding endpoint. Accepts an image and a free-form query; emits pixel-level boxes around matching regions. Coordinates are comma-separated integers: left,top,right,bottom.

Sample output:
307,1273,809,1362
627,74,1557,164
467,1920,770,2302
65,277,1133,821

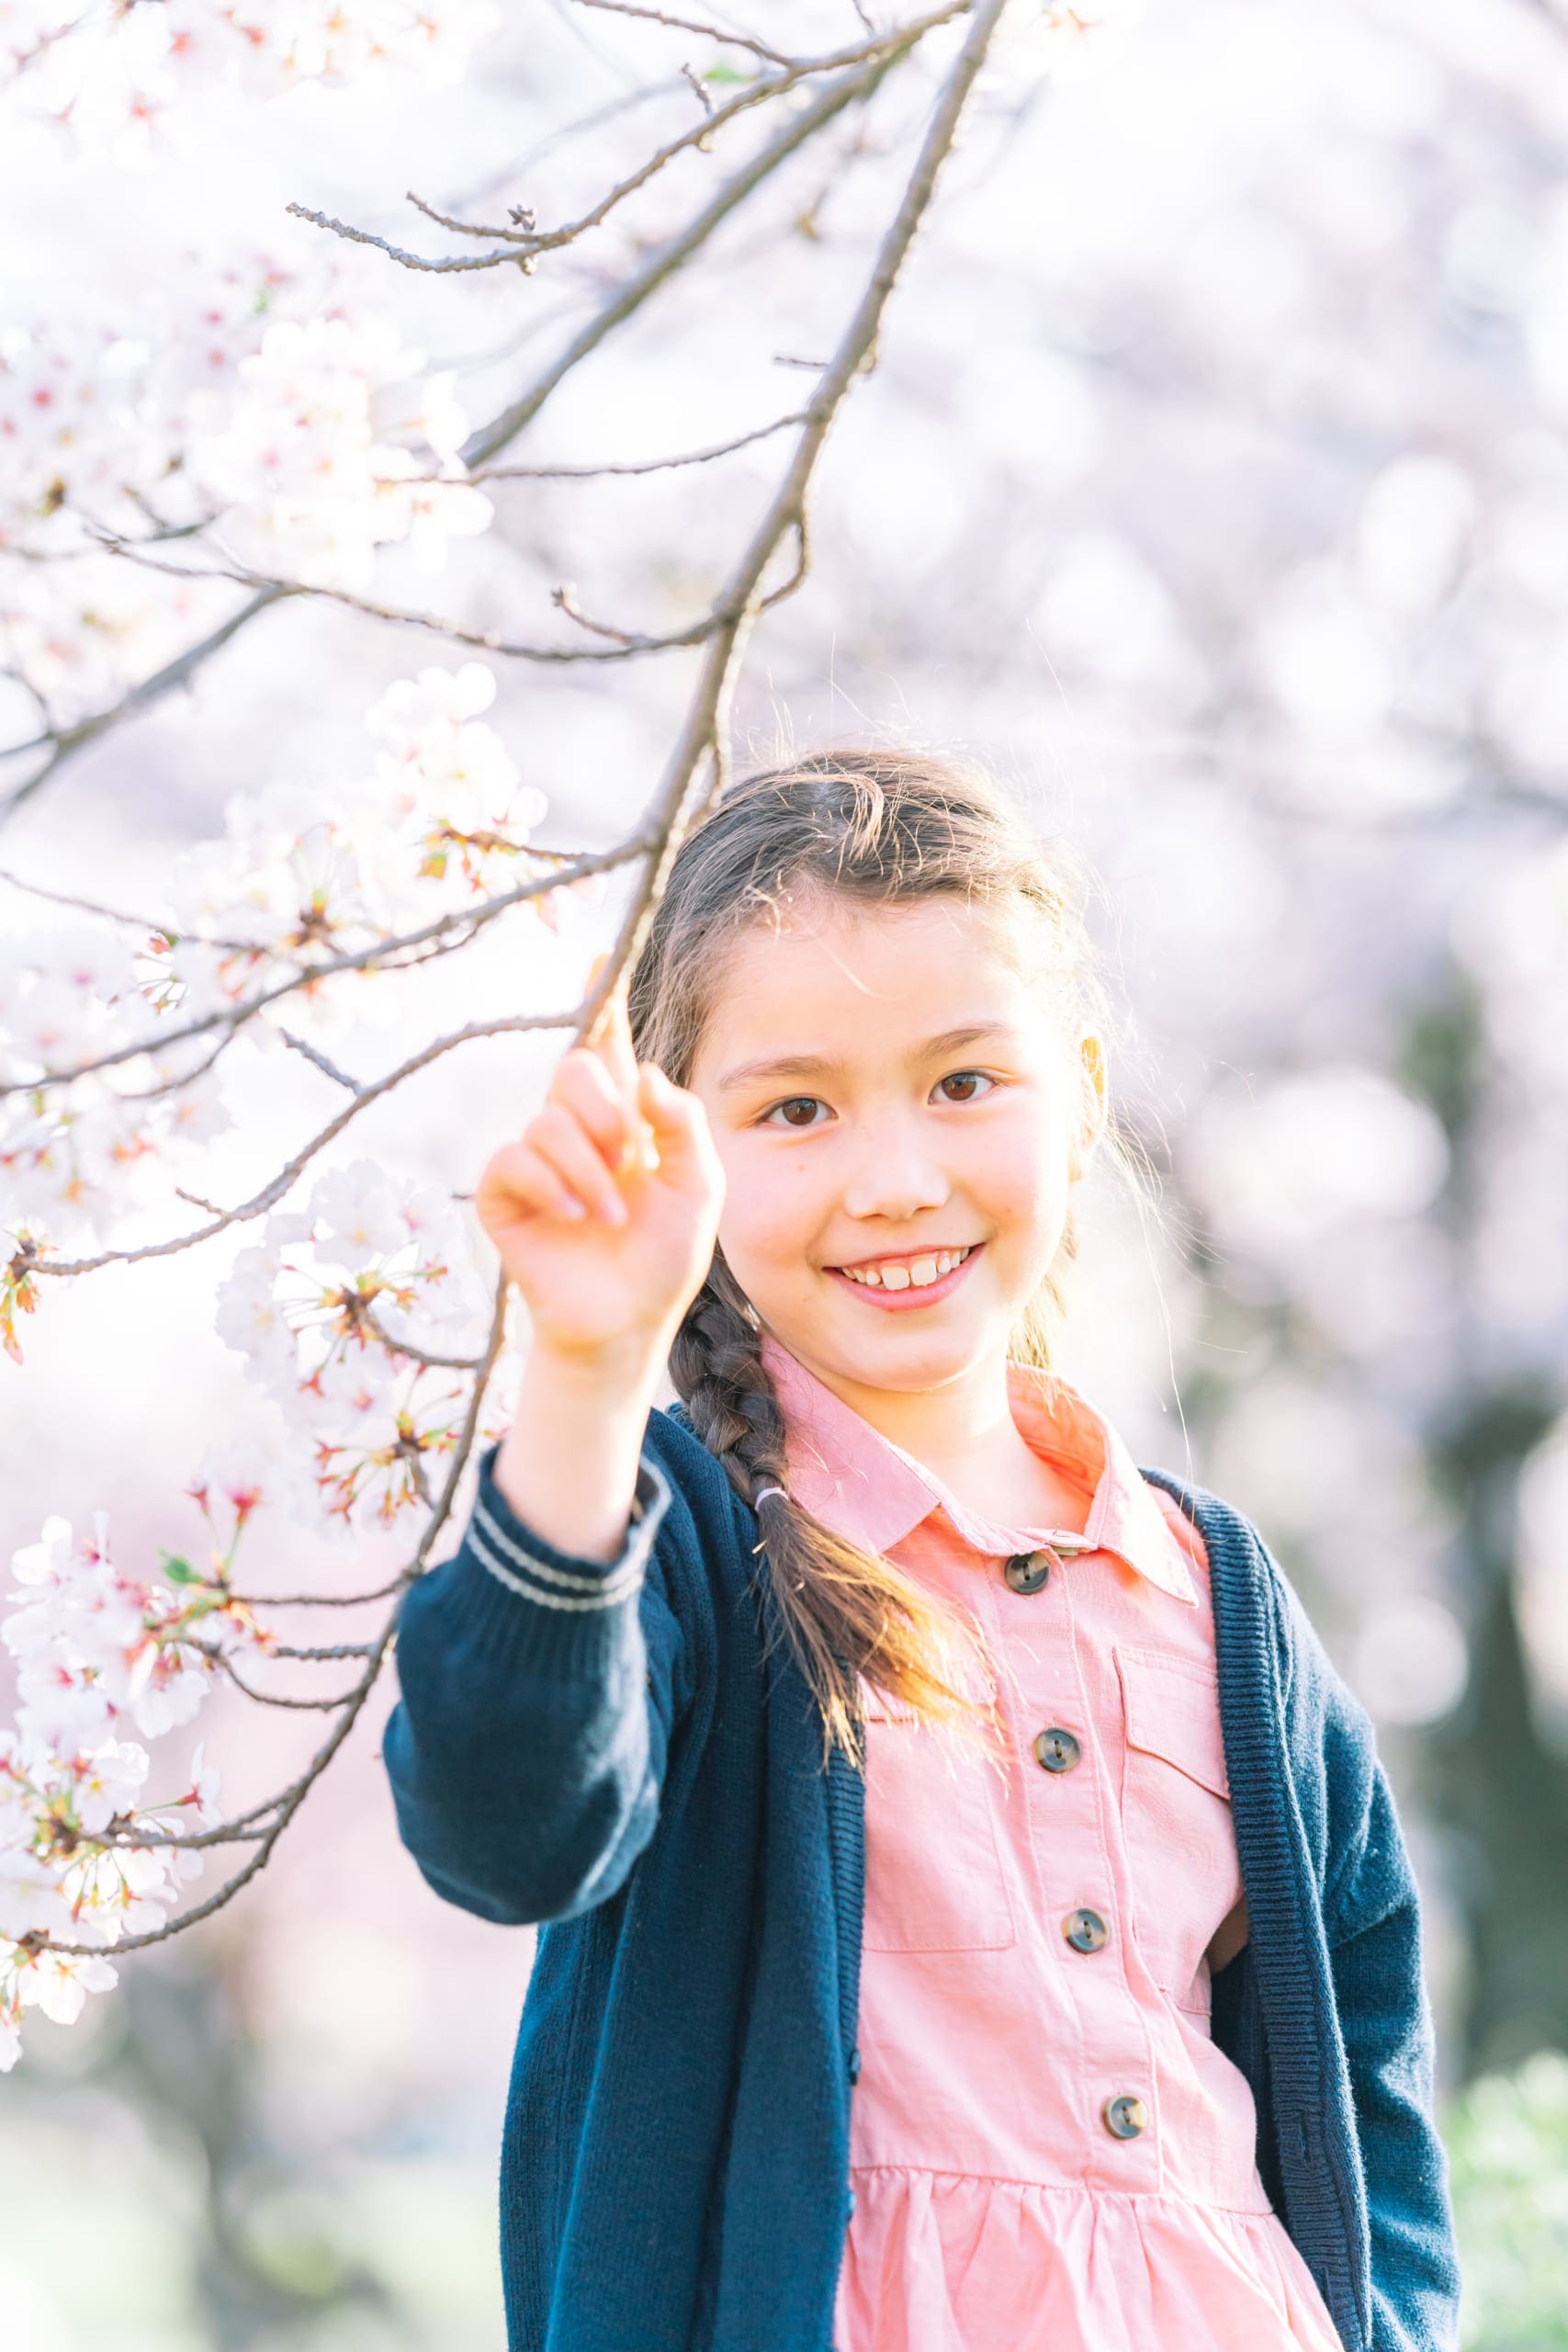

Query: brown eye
775,1096,822,1127
935,1070,992,1104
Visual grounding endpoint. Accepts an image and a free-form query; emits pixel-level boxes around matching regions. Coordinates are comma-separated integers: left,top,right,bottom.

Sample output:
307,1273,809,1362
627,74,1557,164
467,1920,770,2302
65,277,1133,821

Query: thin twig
570,0,1010,1036
570,0,791,64
361,1305,484,1373
463,410,807,481
1,838,642,1099
0,35,931,821
278,1032,364,1095
31,1006,585,1277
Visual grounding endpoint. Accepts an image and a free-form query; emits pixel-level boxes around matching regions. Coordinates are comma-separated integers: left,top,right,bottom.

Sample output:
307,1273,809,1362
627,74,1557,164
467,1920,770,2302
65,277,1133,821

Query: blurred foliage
1449,2050,1568,2351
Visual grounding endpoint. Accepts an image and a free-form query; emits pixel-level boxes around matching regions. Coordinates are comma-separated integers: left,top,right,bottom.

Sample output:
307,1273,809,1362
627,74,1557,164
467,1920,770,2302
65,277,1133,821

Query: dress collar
760,1335,1199,1607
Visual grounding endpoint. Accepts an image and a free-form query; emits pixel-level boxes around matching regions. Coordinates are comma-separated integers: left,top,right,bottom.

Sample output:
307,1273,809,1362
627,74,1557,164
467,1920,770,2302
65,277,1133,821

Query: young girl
381,752,1461,2352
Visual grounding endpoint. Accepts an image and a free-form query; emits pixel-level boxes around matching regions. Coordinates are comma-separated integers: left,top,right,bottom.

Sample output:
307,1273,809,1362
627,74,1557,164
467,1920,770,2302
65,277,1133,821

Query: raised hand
475,983,726,1367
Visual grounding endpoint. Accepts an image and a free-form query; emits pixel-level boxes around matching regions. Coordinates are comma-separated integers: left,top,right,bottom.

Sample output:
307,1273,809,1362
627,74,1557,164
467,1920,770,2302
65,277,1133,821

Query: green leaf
159,1551,199,1586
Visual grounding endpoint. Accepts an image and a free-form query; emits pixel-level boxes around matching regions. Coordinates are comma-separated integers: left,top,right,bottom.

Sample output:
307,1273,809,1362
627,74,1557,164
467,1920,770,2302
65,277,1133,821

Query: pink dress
762,1340,1345,2352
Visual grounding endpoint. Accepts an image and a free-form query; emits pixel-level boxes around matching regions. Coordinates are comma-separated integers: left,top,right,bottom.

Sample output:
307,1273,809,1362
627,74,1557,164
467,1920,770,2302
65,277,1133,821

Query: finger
551,1048,634,1170
587,972,641,1101
637,1064,720,1186
530,1103,629,1225
476,1139,586,1226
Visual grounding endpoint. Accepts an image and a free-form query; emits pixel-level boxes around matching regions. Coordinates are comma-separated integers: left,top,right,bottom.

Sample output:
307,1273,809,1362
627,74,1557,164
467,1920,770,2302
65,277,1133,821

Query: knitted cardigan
381,1404,1461,2352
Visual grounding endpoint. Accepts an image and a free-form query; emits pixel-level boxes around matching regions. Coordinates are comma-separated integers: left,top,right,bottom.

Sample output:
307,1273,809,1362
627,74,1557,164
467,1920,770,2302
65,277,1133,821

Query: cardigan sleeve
379,1437,688,1928
1324,1748,1462,2352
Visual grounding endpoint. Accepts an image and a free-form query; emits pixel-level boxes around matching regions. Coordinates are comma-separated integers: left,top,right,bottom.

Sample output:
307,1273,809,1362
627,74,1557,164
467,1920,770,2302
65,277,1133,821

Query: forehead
690,893,1050,1074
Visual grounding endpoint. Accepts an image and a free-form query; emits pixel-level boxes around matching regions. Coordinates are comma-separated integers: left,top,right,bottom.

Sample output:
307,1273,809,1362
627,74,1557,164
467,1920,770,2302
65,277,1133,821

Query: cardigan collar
760,1336,1200,1608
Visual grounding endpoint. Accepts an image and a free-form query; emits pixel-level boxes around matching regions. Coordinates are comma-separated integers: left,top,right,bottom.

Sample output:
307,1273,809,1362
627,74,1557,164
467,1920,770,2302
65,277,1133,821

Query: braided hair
628,749,1133,1767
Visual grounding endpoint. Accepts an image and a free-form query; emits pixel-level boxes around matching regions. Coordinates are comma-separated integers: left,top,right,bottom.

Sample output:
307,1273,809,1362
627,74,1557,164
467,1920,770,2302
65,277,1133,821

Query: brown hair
627,748,1145,1768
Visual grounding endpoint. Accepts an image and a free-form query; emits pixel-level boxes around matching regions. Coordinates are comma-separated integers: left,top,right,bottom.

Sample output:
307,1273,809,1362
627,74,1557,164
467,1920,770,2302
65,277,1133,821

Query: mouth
823,1241,984,1312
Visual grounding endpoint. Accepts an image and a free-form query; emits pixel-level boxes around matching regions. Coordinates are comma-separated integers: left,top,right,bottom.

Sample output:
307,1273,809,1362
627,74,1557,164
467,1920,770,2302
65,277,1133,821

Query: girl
381,752,1461,2352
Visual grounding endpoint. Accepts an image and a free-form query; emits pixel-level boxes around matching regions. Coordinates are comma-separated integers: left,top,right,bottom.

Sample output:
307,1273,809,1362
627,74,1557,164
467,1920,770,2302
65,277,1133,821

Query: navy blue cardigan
381,1405,1460,2352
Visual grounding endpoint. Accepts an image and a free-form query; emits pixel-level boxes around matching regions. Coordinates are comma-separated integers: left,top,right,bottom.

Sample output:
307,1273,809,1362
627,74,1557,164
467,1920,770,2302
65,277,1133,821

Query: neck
790,1347,1016,1476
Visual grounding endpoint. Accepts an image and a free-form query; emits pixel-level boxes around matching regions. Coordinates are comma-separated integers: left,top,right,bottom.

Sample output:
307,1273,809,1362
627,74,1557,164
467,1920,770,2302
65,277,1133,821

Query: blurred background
3,0,1566,2344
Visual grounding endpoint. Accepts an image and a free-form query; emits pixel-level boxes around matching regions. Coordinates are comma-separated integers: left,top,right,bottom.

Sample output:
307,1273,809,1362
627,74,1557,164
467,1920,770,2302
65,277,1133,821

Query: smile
824,1242,983,1310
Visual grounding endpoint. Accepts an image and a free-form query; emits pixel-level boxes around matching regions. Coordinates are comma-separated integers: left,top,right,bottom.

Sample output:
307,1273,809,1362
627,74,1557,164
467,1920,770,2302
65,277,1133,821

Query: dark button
847,2045,862,2085
1033,1725,1082,1774
1003,1549,1052,1594
1103,2093,1147,2141
1063,1906,1110,1954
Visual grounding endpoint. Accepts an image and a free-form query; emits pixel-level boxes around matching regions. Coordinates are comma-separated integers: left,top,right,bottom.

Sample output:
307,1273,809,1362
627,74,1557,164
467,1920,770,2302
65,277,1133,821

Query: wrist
524,1329,671,1403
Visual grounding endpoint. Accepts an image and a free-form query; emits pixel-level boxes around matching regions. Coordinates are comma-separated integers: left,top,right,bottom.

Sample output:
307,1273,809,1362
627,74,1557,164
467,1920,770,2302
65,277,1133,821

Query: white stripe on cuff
468,1457,671,1612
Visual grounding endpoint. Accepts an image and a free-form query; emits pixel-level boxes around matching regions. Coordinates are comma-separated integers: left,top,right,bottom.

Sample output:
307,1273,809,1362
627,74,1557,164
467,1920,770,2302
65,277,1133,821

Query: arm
381,983,726,1926
382,1437,683,1927
1326,1759,1462,2352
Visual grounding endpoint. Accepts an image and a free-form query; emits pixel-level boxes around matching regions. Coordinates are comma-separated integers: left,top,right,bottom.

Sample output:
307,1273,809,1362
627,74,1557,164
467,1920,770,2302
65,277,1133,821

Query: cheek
967,1110,1072,1241
715,1142,816,1276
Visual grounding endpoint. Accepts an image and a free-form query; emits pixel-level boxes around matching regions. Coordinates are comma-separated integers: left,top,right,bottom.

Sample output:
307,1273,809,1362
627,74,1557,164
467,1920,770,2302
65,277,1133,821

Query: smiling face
684,890,1106,1419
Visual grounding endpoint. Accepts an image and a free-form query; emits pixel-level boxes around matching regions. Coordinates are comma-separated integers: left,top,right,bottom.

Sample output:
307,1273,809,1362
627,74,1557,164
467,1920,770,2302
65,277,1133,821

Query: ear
1068,1031,1109,1184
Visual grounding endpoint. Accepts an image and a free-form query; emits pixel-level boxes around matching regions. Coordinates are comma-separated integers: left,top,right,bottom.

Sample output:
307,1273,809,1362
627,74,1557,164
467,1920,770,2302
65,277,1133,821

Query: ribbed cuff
465,1440,671,1612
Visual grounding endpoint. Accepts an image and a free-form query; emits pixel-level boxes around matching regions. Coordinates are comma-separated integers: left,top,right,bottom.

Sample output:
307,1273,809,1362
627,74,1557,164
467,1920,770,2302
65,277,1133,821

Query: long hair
627,749,1145,1767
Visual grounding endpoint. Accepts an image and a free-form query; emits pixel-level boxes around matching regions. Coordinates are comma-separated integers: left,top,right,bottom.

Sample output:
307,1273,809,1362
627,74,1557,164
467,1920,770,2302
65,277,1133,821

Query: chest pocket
858,1679,1017,1954
1115,1645,1240,2014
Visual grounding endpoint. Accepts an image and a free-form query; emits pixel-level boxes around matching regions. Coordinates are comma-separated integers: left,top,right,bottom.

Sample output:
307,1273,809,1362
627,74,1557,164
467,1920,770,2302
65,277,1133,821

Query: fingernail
560,1198,587,1221
601,1195,628,1226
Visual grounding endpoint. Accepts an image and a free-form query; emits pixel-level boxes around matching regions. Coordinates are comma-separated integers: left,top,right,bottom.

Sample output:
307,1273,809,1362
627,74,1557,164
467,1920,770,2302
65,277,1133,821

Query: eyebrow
716,1023,1013,1095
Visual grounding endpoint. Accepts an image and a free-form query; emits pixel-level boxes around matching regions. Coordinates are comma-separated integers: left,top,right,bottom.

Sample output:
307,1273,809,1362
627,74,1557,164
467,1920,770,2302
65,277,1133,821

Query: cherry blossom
0,922,235,1250
185,313,492,594
3,275,494,718
214,1161,507,1536
3,1,502,158
0,1491,260,2069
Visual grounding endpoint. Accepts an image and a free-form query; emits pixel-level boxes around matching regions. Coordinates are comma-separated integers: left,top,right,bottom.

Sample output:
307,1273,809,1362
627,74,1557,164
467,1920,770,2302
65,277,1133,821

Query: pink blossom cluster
1,269,493,715
0,659,553,1261
3,1,502,157
217,1157,513,1537
0,1451,275,2070
0,922,232,1257
161,660,549,997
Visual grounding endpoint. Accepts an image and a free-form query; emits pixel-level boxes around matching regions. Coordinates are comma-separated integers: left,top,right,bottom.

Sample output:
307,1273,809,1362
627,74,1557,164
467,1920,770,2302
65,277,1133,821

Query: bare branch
681,60,716,114
571,0,1011,1032
462,35,922,467
464,409,807,480
0,864,252,953
360,1305,484,1372
0,585,284,829
84,526,731,662
278,1031,365,1095
570,0,791,65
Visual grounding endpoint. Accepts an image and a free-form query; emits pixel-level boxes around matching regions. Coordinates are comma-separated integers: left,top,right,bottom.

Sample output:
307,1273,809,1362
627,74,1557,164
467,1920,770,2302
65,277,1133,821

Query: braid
669,1257,787,1514
671,1254,1003,1772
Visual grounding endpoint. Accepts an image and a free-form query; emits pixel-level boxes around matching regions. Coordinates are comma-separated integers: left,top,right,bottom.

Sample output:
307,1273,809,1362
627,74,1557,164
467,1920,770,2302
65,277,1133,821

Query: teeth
839,1245,970,1290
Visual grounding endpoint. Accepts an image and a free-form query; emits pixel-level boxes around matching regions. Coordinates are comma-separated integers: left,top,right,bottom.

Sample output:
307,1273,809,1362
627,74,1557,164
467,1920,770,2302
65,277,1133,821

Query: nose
839,1107,952,1226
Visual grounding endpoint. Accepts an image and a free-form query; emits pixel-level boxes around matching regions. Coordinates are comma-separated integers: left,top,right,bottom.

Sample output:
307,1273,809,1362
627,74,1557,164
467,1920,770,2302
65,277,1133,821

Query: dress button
847,2045,862,2085
1103,2093,1147,2140
1033,1726,1082,1773
1063,1906,1110,1954
1003,1549,1052,1594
